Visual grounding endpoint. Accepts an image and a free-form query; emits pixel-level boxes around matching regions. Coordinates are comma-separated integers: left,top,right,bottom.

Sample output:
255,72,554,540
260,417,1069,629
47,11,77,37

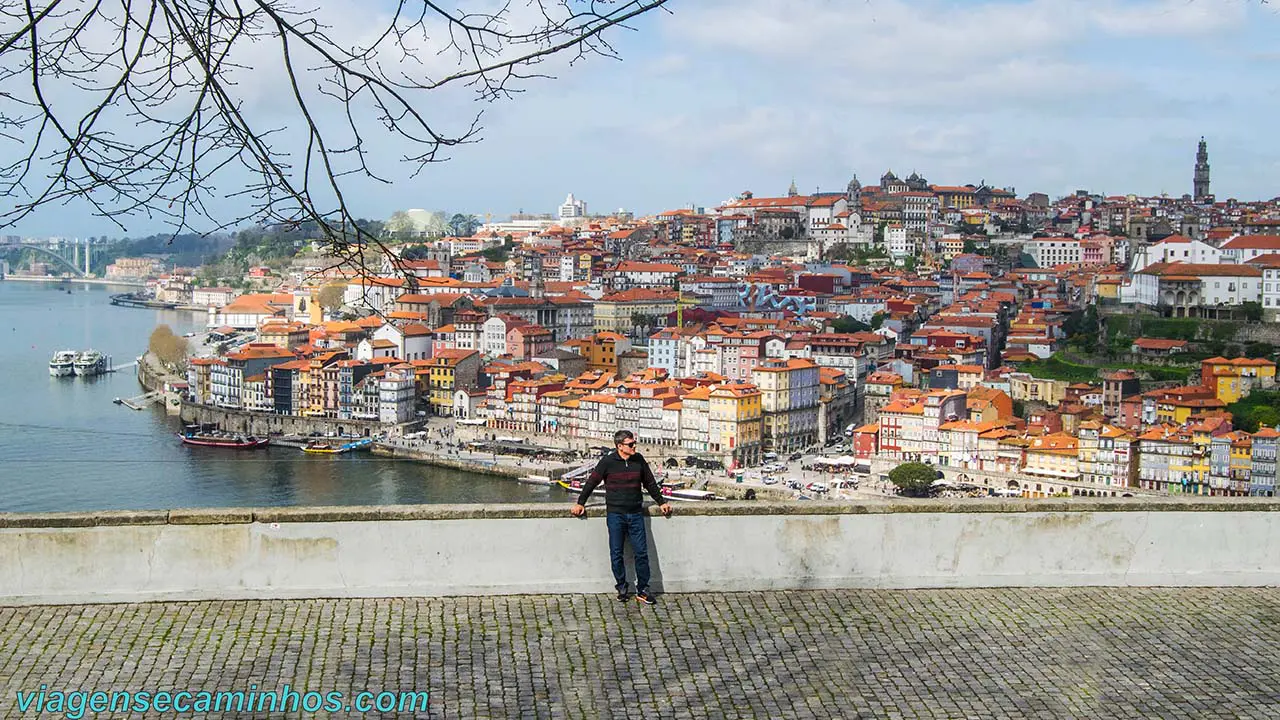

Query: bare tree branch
1,0,672,281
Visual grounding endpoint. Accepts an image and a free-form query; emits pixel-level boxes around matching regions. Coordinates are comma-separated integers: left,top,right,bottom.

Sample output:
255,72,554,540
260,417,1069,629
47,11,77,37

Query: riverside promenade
3,588,1280,718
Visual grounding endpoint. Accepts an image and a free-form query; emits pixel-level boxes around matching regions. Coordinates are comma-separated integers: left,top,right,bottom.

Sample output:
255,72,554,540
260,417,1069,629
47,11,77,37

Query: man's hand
659,503,673,517
570,503,585,517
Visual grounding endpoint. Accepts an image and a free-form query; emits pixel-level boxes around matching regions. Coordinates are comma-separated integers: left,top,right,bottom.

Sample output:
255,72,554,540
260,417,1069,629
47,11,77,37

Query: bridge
2,499,1280,717
0,239,99,277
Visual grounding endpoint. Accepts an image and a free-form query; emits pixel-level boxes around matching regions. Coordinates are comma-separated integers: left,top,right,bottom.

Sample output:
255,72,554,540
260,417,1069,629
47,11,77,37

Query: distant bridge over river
0,238,104,277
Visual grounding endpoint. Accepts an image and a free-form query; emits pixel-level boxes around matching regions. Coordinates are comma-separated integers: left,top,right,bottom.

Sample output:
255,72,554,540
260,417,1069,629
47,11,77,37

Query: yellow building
1152,387,1226,426
938,236,965,260
301,351,347,417
930,185,977,209
750,358,820,453
1200,357,1277,404
708,383,763,468
593,288,679,333
257,321,311,350
1008,374,1068,407
427,349,480,416
1022,432,1080,489
1094,277,1122,301
582,331,629,373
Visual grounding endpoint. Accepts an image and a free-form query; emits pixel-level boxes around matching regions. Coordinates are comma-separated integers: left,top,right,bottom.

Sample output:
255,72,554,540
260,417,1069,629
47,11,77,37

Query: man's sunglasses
619,441,637,448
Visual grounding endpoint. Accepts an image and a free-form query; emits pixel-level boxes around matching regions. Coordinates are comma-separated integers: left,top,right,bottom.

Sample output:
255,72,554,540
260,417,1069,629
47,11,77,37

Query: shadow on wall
644,516,665,594
587,515,669,595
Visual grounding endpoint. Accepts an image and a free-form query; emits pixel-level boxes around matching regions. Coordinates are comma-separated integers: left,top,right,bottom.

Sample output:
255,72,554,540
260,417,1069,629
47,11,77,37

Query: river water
0,280,555,512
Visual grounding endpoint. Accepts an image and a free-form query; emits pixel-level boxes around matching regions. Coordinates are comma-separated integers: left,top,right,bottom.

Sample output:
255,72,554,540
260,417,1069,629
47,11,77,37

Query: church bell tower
1194,137,1211,202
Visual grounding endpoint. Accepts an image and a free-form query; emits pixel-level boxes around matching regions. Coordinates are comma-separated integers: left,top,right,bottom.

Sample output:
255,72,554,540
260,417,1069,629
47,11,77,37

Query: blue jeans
606,511,650,593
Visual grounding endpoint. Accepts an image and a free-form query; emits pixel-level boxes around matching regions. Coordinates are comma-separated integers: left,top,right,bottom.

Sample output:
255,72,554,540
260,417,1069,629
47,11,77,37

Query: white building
1252,255,1280,318
482,315,521,357
191,287,237,308
679,277,741,309
372,322,434,362
829,296,886,324
343,278,406,314
377,365,417,425
1119,271,1159,307
612,261,681,290
1197,265,1263,306
558,193,587,220
898,192,940,235
1220,235,1280,264
1130,235,1221,272
1024,238,1082,268
885,225,913,263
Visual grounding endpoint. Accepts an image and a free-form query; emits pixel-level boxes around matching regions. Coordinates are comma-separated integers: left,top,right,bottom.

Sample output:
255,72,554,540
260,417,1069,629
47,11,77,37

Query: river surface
0,280,555,512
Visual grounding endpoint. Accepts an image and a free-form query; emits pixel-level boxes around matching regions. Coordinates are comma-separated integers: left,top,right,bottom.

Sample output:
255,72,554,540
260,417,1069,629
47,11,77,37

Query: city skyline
6,0,1280,238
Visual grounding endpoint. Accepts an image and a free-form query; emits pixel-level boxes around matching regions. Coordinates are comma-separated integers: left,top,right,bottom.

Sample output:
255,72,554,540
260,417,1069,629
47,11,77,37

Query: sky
8,0,1280,239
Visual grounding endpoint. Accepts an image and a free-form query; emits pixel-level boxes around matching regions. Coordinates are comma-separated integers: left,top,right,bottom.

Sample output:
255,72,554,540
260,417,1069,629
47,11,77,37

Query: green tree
449,213,481,237
902,256,916,272
1242,301,1264,323
888,462,938,497
482,245,510,262
831,316,871,333
870,312,886,330
962,239,978,254
1245,342,1275,359
630,313,661,333
1227,391,1280,432
400,244,432,260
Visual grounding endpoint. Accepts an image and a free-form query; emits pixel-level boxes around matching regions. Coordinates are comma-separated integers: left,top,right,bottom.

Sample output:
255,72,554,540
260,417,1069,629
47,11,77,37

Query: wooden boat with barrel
302,438,373,454
178,424,269,449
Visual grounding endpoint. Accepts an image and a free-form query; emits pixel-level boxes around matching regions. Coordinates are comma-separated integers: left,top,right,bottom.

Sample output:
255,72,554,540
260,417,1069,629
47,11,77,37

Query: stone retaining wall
370,444,567,480
179,402,410,438
4,499,1280,605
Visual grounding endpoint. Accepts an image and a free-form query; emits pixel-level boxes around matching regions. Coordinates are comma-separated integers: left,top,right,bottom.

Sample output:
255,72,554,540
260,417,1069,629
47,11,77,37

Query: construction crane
675,293,698,327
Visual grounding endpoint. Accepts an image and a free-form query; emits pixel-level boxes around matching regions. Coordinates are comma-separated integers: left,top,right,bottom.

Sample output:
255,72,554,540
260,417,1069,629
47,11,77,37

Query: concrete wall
4,500,1280,606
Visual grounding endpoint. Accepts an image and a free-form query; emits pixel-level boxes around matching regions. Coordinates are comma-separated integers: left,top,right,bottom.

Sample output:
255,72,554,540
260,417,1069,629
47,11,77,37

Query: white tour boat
48,350,77,377
73,350,107,376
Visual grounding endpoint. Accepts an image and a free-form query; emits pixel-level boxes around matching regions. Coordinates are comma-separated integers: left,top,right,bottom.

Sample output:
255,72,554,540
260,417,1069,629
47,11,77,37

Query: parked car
788,452,803,462
763,477,778,485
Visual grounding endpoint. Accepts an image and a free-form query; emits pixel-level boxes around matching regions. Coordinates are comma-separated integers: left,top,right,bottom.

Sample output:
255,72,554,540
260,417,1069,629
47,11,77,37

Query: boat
661,487,721,502
558,478,605,495
73,349,107,376
302,438,373,454
179,432,269,449
48,350,77,377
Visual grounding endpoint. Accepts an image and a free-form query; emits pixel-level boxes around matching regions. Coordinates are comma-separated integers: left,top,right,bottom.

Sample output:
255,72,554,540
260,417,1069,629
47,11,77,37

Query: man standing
571,429,672,604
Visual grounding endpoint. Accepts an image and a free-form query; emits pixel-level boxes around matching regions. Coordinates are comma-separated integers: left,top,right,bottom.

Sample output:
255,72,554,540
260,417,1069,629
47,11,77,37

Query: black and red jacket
576,450,665,514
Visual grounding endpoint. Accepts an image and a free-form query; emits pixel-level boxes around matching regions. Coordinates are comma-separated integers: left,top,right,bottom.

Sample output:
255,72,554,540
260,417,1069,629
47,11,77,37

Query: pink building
507,324,555,361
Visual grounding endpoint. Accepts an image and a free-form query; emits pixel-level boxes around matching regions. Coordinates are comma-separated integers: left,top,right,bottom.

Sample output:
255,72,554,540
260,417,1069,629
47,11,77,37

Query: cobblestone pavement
4,588,1280,719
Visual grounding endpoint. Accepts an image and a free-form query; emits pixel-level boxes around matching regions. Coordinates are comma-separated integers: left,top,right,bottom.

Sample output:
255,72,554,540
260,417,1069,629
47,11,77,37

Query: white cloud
1094,0,1249,36
666,0,1248,104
